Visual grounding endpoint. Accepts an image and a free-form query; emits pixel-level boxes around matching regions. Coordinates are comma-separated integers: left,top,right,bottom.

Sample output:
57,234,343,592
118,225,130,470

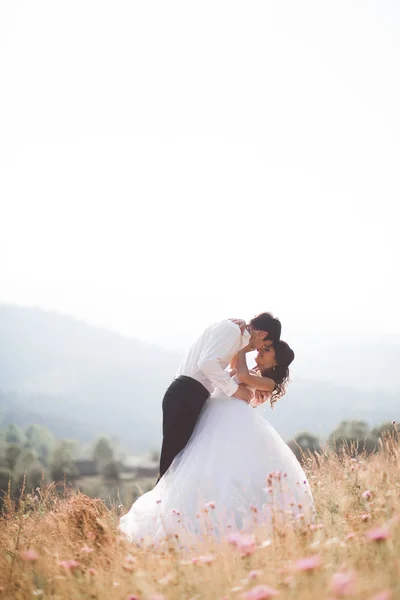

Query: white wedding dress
119,378,315,544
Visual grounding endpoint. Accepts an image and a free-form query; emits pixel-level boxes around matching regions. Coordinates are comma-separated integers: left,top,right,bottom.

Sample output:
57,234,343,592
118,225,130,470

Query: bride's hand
239,344,254,354
229,318,247,334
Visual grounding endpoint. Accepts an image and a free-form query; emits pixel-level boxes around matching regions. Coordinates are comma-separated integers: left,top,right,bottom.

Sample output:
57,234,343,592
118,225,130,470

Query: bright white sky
1,0,399,349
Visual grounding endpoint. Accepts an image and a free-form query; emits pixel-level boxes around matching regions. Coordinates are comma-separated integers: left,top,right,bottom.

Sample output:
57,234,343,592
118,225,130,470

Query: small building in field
74,459,99,477
120,454,159,478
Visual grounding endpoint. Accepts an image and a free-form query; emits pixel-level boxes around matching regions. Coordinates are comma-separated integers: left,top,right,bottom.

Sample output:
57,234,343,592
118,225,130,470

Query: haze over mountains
0,305,399,453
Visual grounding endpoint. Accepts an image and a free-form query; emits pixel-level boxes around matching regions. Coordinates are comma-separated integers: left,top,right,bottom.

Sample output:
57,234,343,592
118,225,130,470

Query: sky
1,0,399,349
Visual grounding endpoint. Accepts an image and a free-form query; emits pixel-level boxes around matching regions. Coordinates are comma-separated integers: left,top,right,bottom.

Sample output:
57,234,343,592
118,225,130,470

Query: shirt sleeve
197,321,241,397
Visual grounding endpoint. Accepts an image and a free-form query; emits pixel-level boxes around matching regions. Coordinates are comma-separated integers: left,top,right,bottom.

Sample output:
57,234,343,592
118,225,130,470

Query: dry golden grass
1,437,400,600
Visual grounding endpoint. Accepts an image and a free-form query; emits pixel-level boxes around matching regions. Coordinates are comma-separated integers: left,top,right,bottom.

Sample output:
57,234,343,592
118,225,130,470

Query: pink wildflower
248,570,262,580
124,554,136,564
57,559,81,571
366,526,391,542
240,539,256,556
89,568,96,575
345,532,356,541
156,499,162,504
127,596,140,600
227,531,245,545
283,576,294,588
123,563,135,572
198,554,216,565
227,532,256,555
158,573,175,585
369,591,392,600
205,501,216,510
361,513,370,522
80,546,93,553
362,490,372,500
330,571,357,596
294,555,322,572
171,508,180,516
242,584,279,599
22,549,40,561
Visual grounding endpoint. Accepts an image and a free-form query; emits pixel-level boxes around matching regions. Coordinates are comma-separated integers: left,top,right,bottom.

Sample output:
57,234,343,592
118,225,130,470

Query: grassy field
72,473,156,507
1,437,399,600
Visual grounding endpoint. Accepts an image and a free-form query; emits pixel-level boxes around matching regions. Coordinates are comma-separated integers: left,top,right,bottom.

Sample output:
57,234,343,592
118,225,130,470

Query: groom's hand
232,384,253,403
253,390,270,406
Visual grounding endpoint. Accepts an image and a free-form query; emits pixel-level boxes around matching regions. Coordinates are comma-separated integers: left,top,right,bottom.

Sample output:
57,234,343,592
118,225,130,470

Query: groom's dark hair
249,312,281,341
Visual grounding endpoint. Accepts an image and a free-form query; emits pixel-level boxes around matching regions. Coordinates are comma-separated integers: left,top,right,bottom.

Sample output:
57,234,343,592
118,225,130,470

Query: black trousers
158,375,210,481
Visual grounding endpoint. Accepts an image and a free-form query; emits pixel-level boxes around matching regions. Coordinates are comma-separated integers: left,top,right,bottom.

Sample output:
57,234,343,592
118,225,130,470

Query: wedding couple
119,313,314,543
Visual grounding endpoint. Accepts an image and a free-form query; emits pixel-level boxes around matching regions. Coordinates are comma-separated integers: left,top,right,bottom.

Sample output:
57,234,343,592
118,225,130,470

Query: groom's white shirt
176,319,250,397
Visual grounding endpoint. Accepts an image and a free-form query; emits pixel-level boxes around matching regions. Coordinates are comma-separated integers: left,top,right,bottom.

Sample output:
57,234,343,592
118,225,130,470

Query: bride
119,341,315,544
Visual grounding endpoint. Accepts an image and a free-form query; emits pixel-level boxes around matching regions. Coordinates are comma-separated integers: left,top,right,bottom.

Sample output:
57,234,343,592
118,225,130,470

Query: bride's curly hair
259,341,295,408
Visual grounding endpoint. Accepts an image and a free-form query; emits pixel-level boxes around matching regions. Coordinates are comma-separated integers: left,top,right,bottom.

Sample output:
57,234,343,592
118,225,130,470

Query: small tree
25,425,55,466
50,440,79,482
92,437,114,467
14,448,37,475
329,420,378,455
6,444,22,471
5,424,25,445
372,421,400,440
150,450,160,463
287,431,323,463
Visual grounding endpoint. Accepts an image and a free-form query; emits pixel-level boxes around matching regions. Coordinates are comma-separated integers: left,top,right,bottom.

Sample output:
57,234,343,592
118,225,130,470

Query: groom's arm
197,321,243,397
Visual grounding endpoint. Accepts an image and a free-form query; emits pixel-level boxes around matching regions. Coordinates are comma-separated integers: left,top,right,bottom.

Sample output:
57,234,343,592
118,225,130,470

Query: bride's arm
236,349,275,392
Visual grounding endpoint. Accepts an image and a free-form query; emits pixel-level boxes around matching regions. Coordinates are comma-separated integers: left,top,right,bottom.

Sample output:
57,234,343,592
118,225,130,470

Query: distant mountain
288,331,400,393
0,305,399,450
0,305,180,451
265,378,399,440
0,390,97,442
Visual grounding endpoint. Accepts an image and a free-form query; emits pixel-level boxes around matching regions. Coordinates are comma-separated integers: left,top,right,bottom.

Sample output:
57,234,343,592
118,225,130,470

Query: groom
158,312,282,480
